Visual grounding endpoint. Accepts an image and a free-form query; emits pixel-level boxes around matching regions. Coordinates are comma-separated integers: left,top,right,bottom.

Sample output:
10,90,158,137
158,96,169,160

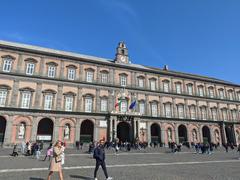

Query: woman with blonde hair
47,140,64,180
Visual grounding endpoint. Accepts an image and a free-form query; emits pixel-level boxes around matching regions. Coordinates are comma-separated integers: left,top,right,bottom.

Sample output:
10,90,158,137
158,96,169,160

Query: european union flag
129,100,136,109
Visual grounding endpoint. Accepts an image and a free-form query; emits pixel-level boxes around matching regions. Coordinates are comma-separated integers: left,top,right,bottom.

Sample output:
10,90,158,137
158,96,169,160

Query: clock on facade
120,55,127,63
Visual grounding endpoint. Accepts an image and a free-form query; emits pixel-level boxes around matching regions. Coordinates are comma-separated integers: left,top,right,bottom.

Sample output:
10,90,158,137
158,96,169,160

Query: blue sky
1,0,240,84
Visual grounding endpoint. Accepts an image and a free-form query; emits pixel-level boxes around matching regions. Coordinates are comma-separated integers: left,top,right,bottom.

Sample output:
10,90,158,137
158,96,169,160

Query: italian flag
115,99,122,109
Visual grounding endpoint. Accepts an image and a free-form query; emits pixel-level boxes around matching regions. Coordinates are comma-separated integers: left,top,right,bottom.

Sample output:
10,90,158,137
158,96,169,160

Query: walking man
93,140,112,180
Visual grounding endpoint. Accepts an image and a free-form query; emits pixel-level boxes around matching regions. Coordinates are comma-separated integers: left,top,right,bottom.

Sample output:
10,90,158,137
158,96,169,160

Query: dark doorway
225,125,235,144
37,118,53,142
117,122,130,142
151,123,161,144
178,125,188,143
80,120,94,143
0,116,6,144
202,126,211,143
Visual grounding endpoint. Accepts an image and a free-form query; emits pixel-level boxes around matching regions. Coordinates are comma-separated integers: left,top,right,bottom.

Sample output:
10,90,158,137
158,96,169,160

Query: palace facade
0,40,240,147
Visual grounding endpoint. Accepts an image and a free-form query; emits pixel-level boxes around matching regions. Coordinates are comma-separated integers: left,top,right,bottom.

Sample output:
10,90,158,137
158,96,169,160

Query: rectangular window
201,108,207,120
237,92,240,101
187,85,193,95
86,71,94,82
44,94,53,110
101,73,108,83
120,100,127,113
0,90,7,107
26,63,35,75
65,96,73,111
232,110,237,120
151,103,158,117
68,68,75,80
120,76,127,87
178,105,184,119
138,78,144,88
163,82,169,92
209,88,214,98
3,59,12,72
190,106,196,119
219,90,224,99
100,99,108,112
176,84,181,94
150,80,156,90
139,102,145,115
198,87,204,97
48,66,56,78
211,109,217,120
21,92,31,108
229,92,233,100
222,110,227,120
85,97,93,112
165,104,171,118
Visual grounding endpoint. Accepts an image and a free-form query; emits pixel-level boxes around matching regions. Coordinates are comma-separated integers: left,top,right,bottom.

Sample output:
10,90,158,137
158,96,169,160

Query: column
204,83,208,97
220,123,227,145
79,63,84,81
196,100,200,119
39,57,45,76
217,103,221,121
30,116,38,141
210,126,214,143
131,71,136,88
160,123,166,147
10,80,19,107
34,82,42,109
113,118,117,140
108,90,114,112
199,126,203,143
184,99,189,119
75,119,81,142
96,66,100,83
182,79,186,94
144,73,148,89
145,94,149,115
136,119,140,139
170,78,174,93
227,104,231,121
133,119,137,140
233,124,238,145
53,118,60,142
109,117,113,141
56,85,63,110
172,98,176,118
4,116,14,146
16,54,23,73
77,87,83,112
60,60,65,79
214,85,218,98
94,120,99,141
174,124,179,144
160,96,164,117
194,81,197,96
237,105,240,121
206,102,211,120
147,121,151,144
158,76,161,91
95,89,100,112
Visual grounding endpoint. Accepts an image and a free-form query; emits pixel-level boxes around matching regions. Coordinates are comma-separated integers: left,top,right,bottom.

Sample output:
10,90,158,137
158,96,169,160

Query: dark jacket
93,145,105,162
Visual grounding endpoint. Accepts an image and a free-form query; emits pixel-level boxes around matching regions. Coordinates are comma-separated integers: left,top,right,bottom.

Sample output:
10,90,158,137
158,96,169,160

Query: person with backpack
93,140,112,180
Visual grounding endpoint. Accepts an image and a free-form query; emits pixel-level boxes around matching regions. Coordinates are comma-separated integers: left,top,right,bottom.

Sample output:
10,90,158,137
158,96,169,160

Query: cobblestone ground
0,147,239,180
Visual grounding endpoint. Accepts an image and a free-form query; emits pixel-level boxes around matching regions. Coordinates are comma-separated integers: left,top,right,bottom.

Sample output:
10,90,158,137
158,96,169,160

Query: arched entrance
178,125,188,143
117,122,130,142
225,125,235,144
0,116,6,144
80,120,94,143
37,118,54,142
151,123,161,144
202,126,211,143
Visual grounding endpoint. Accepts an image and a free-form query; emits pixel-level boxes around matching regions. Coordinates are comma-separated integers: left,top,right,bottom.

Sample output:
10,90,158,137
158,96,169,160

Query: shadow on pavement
29,178,44,180
70,175,93,179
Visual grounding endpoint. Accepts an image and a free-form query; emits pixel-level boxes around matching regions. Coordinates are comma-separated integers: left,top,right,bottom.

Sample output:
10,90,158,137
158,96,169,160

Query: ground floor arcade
0,111,239,147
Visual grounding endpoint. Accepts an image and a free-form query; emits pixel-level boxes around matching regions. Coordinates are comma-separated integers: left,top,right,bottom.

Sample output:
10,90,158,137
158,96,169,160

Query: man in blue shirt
93,140,112,180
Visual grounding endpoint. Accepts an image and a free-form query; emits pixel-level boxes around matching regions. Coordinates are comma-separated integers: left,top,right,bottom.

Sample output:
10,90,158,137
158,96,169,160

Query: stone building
0,40,240,147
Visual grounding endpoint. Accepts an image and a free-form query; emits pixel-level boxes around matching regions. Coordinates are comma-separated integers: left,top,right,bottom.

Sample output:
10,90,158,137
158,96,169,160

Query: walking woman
47,141,64,180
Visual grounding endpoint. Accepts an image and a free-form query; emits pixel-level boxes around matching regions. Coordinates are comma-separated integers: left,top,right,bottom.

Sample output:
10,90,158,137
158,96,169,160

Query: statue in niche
192,130,197,142
167,128,172,141
215,131,220,143
64,124,70,140
18,123,25,139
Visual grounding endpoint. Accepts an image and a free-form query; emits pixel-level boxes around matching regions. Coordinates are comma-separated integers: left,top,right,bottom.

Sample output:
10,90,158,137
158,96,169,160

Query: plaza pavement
0,146,239,180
